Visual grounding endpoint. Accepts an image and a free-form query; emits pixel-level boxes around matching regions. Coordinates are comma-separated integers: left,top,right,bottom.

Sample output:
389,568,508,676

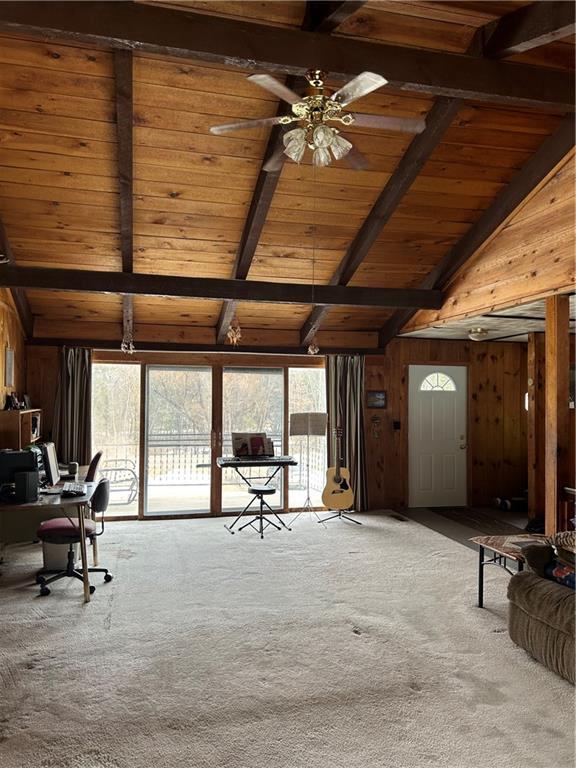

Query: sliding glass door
92,357,326,516
221,367,283,510
91,362,141,517
144,366,212,516
288,367,327,509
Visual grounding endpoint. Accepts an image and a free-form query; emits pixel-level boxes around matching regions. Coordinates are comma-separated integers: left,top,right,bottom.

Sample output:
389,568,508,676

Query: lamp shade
289,412,327,437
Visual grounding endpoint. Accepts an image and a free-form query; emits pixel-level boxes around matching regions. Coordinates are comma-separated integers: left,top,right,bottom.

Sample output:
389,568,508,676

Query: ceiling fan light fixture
312,146,331,167
330,131,353,160
312,124,334,148
283,127,307,163
283,127,306,147
284,140,306,164
468,326,489,341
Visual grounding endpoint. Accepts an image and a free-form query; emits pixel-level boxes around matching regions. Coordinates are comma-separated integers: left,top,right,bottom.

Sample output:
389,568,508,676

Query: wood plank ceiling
0,0,573,352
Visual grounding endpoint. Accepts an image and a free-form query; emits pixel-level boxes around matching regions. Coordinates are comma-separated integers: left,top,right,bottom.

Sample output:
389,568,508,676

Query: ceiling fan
210,70,426,171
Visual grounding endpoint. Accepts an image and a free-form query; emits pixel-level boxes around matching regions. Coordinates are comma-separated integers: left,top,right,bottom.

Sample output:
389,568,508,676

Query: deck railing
94,431,326,491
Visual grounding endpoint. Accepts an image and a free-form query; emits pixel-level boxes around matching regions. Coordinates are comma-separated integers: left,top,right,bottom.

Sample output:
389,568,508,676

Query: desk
0,481,98,603
216,456,297,533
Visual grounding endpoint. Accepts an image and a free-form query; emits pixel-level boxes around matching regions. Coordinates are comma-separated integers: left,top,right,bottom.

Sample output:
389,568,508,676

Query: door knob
459,444,467,450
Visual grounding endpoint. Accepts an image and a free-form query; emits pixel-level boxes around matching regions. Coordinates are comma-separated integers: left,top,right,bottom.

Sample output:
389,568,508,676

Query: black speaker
14,471,39,503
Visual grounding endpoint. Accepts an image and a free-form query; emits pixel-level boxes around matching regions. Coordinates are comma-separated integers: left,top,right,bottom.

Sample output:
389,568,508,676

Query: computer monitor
41,442,61,486
0,450,37,485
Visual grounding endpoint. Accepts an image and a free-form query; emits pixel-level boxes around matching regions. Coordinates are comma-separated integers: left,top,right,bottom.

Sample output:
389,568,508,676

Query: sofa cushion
508,570,575,636
545,559,576,590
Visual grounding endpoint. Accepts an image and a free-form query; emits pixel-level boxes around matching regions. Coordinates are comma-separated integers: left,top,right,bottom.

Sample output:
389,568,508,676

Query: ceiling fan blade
344,144,370,171
263,145,287,173
210,116,285,135
330,72,388,108
248,74,302,105
351,113,426,134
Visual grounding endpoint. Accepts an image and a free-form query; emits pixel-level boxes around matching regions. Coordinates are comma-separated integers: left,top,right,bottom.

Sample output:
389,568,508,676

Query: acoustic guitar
322,427,355,510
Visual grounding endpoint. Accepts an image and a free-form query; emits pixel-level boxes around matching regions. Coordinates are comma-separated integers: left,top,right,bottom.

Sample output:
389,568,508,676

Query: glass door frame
142,363,214,519
93,352,325,519
220,365,286,513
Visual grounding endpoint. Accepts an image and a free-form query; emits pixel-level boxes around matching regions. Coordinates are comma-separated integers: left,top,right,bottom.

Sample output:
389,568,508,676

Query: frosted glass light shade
283,127,306,147
284,141,306,163
313,124,334,148
312,146,331,167
330,132,353,160
283,127,307,163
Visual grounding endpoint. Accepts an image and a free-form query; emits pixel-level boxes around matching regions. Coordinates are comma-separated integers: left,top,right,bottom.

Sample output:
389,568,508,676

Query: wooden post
545,295,570,535
527,333,545,521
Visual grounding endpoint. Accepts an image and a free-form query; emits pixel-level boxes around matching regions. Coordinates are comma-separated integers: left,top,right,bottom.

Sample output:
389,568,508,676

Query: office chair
84,450,103,482
36,478,113,596
238,485,287,539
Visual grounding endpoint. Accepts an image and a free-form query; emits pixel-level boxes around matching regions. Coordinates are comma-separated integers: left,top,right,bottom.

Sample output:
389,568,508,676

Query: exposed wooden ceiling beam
0,2,572,110
215,105,296,343
303,1,366,33
0,265,443,310
114,50,133,274
0,217,33,338
300,96,462,346
28,337,383,356
114,50,134,350
378,114,576,347
483,1,576,58
216,1,365,344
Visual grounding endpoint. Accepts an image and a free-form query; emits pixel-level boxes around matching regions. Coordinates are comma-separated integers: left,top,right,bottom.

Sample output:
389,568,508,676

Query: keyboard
62,482,88,497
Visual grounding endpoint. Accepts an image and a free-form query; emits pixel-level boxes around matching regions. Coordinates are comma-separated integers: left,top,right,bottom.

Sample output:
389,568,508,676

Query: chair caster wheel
89,585,96,594
35,574,44,584
40,586,50,596
104,573,113,582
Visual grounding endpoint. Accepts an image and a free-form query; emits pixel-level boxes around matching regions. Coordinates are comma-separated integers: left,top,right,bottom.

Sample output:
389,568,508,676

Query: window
92,357,326,516
420,372,456,392
222,367,284,510
288,368,327,509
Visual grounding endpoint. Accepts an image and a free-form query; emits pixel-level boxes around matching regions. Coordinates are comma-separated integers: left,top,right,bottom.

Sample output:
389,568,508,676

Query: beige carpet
0,513,573,768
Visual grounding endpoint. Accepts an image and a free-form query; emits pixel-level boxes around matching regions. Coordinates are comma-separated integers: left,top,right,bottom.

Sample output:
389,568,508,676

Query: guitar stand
319,510,362,525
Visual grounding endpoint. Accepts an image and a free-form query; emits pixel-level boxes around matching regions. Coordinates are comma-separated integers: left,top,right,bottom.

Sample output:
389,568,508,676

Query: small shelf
0,409,42,450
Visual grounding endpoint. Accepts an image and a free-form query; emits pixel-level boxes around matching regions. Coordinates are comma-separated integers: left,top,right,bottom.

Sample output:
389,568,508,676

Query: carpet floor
0,513,573,768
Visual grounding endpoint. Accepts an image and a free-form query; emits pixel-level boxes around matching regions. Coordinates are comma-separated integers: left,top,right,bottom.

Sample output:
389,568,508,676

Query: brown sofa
508,543,575,684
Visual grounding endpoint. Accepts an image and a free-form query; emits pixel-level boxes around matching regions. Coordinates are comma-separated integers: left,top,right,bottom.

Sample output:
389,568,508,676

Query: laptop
231,433,274,459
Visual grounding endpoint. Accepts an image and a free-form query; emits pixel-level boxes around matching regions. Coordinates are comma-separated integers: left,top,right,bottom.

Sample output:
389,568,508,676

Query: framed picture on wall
4,347,14,388
366,390,387,409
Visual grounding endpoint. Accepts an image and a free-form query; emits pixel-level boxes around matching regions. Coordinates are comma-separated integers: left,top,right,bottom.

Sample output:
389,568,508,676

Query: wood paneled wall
0,288,25,403
405,153,575,332
26,340,529,515
0,291,27,546
26,345,59,439
364,338,528,510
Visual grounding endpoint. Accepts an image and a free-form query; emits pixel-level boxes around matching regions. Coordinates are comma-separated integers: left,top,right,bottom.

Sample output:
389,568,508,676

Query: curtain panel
326,355,368,511
53,347,93,465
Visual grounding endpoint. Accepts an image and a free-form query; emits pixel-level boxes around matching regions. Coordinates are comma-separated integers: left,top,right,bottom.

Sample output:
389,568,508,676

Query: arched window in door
420,372,457,392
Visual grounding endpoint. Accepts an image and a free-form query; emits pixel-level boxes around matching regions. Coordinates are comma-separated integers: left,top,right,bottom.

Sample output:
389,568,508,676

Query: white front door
408,364,467,507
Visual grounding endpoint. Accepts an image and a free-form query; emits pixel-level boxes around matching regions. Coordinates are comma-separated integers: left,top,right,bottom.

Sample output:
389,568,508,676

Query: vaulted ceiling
0,1,573,353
